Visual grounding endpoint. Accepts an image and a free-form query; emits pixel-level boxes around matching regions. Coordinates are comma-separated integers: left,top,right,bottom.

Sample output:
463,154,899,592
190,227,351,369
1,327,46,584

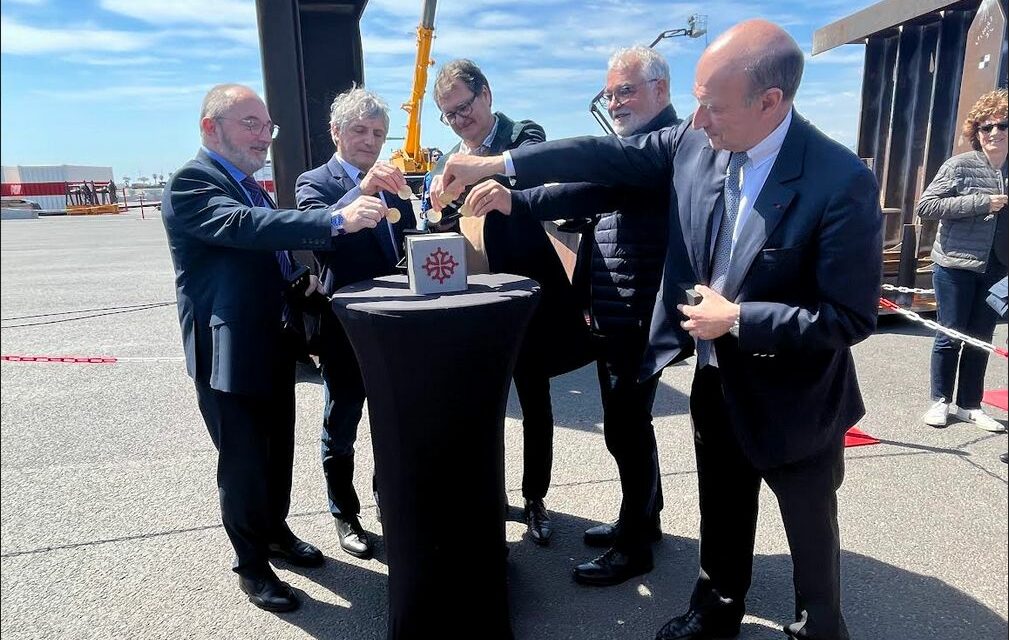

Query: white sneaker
954,406,1007,433
923,400,951,427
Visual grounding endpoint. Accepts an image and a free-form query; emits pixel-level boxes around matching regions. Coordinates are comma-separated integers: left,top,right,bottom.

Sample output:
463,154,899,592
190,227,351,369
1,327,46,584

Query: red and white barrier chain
881,283,935,295
877,298,1008,359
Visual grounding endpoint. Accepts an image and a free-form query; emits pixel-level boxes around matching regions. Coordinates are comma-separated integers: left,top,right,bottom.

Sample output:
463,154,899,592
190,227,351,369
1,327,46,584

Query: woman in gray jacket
916,89,1007,431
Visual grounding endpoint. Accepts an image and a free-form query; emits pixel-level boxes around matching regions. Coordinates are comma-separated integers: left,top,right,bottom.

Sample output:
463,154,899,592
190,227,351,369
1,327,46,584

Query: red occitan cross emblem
423,247,459,284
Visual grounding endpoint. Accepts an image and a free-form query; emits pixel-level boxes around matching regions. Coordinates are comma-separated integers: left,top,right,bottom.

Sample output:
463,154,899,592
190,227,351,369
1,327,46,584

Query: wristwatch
331,211,347,236
728,307,741,338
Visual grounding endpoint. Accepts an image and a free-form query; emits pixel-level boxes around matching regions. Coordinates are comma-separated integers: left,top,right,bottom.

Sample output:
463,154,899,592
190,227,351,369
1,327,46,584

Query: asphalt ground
1,212,1006,640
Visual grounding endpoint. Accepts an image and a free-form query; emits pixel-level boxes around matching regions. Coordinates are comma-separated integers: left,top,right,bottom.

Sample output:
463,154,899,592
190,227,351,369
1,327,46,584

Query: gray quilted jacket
916,150,1006,272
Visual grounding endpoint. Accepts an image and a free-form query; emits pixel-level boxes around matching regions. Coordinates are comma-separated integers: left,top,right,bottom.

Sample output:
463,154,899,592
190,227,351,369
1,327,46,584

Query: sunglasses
978,122,1008,133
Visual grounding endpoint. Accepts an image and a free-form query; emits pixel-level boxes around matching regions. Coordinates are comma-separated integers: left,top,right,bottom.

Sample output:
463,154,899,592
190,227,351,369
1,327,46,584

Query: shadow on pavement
268,509,1008,639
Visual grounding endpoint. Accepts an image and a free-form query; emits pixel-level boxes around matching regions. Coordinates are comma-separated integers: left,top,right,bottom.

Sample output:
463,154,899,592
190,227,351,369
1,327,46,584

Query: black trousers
319,334,367,519
194,364,296,578
690,366,849,640
513,371,554,501
596,354,662,550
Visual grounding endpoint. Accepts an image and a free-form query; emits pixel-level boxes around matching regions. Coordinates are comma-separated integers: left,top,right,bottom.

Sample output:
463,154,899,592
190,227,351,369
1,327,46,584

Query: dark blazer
510,112,883,468
295,155,416,294
161,149,333,395
433,113,592,378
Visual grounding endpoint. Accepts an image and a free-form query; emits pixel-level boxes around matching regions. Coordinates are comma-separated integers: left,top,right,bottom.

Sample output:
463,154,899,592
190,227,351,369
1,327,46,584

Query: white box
406,232,468,295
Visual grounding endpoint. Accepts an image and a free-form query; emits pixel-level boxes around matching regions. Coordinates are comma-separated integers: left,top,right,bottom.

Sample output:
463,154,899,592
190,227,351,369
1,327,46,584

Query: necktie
241,175,295,321
697,151,747,367
358,171,399,265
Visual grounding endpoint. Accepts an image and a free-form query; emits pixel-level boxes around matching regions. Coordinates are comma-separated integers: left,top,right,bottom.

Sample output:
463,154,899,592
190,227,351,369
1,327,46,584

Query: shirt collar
202,146,249,182
743,109,792,170
461,115,500,154
334,153,366,184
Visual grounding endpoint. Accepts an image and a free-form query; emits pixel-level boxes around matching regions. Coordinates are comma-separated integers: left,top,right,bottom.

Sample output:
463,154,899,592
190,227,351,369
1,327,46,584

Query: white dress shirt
332,153,399,259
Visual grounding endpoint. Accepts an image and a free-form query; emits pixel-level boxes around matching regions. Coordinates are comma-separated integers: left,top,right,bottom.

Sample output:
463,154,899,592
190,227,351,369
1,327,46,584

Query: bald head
701,20,804,103
199,83,274,175
691,20,803,152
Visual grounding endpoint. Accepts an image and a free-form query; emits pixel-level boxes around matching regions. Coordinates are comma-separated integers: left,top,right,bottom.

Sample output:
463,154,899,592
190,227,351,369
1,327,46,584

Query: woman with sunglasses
917,89,1008,431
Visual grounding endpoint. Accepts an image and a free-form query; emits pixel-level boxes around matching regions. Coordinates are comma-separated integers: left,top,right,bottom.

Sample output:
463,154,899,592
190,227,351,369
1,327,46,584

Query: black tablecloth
331,274,540,640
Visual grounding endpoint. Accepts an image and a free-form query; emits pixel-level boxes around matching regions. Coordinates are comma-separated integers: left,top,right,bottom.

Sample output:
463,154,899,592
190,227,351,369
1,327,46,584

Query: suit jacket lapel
196,149,253,206
327,155,359,195
691,147,730,283
721,116,805,301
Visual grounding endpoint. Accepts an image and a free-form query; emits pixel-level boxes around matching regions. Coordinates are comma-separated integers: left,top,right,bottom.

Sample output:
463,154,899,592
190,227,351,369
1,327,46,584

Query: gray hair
608,46,670,85
200,83,253,121
742,41,804,103
433,59,490,105
329,86,390,132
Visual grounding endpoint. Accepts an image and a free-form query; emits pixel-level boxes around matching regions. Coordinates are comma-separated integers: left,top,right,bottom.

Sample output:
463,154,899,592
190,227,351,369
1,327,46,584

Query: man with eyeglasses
295,86,416,561
429,59,592,548
162,83,387,613
453,46,685,587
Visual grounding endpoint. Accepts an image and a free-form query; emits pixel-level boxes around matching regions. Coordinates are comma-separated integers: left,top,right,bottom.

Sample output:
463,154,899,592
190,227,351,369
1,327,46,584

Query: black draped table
331,273,540,640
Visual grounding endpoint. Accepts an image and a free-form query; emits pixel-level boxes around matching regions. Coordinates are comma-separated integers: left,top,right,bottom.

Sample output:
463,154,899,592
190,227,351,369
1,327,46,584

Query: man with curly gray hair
296,86,416,560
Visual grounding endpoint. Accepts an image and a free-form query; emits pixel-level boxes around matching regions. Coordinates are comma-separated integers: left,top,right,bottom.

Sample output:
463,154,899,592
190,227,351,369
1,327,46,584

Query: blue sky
1,0,875,182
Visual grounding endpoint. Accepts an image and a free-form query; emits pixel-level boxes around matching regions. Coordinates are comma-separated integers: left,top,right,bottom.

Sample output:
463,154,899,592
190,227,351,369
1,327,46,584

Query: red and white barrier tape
1,354,185,364
878,298,1008,358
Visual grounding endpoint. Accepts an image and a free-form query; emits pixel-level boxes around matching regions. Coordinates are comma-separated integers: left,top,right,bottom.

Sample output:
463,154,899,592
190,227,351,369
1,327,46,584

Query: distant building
1,165,115,213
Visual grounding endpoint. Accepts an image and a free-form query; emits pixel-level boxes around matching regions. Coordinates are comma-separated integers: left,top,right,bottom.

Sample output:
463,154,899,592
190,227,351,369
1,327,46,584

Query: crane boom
390,0,438,191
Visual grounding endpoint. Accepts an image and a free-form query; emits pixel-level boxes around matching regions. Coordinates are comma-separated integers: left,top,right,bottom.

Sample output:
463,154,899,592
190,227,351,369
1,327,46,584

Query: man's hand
360,161,410,200
678,284,740,340
990,194,1008,213
430,154,506,211
463,180,512,217
341,195,386,233
305,274,323,297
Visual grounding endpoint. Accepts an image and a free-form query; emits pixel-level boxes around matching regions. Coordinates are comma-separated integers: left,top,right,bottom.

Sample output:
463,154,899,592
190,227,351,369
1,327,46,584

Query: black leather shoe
238,572,299,613
655,609,741,640
1001,452,1008,464
524,498,552,546
573,547,654,586
336,515,373,559
584,519,662,548
268,537,324,568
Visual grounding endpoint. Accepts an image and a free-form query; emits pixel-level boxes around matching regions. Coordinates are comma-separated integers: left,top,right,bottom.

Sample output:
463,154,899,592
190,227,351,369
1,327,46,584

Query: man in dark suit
434,21,882,640
295,87,416,560
429,59,592,546
162,83,386,613
462,46,686,586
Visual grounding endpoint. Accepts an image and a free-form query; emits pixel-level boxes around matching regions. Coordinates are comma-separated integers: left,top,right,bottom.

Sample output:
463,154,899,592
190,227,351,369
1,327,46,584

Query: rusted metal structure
254,0,368,209
814,0,1008,309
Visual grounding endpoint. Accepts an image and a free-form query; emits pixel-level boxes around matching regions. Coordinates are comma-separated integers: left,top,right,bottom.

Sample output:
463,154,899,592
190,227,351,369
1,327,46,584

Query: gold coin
459,203,472,217
438,191,455,206
427,209,442,223
386,207,401,224
397,186,413,200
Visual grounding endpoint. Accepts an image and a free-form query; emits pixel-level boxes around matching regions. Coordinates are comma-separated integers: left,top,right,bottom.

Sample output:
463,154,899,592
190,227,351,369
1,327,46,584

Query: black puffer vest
590,105,680,339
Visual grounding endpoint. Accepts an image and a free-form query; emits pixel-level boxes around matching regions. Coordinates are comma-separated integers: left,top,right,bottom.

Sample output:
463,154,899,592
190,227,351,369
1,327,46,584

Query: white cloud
0,16,153,54
60,54,178,66
98,0,255,26
806,48,864,65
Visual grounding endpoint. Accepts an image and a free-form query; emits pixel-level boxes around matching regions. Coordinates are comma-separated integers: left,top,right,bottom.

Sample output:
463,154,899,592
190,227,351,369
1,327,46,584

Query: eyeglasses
440,93,479,125
599,79,659,107
978,121,1008,134
216,117,280,139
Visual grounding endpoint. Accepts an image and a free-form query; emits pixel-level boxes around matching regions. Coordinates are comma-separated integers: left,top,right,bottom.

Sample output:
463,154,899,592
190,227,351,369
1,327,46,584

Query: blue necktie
241,175,296,324
355,170,398,265
240,175,295,280
697,151,747,367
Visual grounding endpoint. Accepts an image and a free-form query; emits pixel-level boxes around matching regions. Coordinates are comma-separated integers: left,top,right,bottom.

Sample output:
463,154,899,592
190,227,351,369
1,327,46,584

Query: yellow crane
389,0,439,193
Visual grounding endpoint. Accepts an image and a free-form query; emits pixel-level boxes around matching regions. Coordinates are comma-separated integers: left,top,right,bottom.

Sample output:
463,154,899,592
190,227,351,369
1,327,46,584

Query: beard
219,130,268,176
610,110,645,137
